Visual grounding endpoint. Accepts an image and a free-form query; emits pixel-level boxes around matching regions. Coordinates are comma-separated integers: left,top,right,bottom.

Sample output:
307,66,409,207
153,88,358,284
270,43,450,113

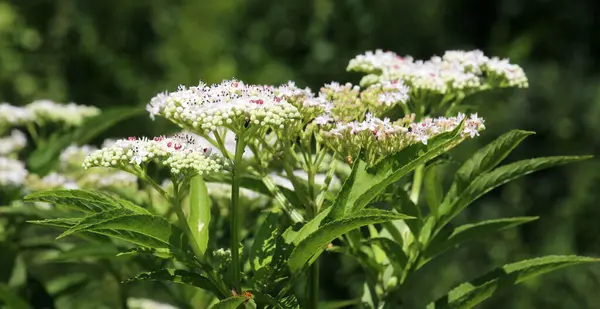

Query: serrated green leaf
50,244,120,261
24,190,119,213
421,217,538,266
438,156,591,227
209,296,249,309
288,209,413,273
188,176,210,255
292,207,331,246
27,107,144,174
117,247,175,259
250,211,281,271
351,122,466,214
0,283,32,309
427,255,600,309
29,218,80,228
55,208,187,252
446,130,534,204
326,159,363,221
125,269,223,298
366,237,408,274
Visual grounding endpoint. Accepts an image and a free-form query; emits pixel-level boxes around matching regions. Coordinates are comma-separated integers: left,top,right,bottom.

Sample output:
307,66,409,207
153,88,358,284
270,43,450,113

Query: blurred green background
1,0,599,308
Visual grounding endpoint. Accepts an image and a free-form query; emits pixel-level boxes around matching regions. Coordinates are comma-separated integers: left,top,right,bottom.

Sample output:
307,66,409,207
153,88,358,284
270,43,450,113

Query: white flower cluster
205,181,265,201
146,80,301,133
0,157,28,187
275,81,333,120
0,130,27,156
347,50,406,73
0,103,31,132
322,113,485,163
82,134,226,176
483,57,529,87
362,79,410,106
26,172,79,191
80,171,138,189
347,49,528,94
26,100,100,127
60,144,98,168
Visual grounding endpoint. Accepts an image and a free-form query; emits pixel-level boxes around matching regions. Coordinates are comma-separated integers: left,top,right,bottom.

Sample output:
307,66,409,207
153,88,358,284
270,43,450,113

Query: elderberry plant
24,49,597,309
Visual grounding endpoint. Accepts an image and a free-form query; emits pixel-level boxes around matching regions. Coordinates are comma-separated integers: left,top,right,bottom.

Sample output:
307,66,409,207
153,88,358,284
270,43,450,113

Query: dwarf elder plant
24,49,597,309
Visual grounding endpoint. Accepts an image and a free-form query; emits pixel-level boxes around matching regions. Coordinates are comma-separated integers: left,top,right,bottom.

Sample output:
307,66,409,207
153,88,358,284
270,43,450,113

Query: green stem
213,130,233,162
306,153,319,307
410,165,424,205
230,134,246,293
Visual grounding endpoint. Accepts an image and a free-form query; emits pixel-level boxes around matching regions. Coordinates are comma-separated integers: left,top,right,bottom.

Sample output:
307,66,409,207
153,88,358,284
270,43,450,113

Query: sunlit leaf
288,209,413,273
124,269,223,298
250,211,281,271
445,130,534,204
438,156,591,227
188,176,210,255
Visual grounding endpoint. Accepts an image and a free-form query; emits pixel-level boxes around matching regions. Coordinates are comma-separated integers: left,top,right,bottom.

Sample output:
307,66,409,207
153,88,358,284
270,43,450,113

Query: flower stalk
230,134,247,293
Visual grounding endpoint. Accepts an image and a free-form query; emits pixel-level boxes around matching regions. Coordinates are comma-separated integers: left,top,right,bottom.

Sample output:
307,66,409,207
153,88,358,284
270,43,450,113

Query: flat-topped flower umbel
322,113,485,165
348,49,528,94
146,80,301,134
82,134,225,177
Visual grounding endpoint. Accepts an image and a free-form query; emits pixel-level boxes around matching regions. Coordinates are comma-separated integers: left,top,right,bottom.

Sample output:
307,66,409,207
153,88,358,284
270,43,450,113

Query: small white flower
0,104,32,132
26,100,100,127
0,157,28,187
0,130,27,155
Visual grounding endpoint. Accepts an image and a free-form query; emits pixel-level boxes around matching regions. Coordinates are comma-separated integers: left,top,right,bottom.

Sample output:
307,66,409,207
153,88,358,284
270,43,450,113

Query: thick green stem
306,141,319,308
230,135,246,293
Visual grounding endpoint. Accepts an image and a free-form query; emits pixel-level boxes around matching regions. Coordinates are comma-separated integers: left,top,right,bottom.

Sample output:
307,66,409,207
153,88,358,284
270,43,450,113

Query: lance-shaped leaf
352,121,467,214
24,190,119,213
427,255,600,309
445,130,534,204
420,217,538,266
288,209,413,273
24,189,149,214
50,244,120,261
292,207,331,246
438,156,591,228
326,159,364,221
124,269,223,298
29,218,81,229
55,208,188,252
209,296,250,309
250,211,281,270
188,176,210,255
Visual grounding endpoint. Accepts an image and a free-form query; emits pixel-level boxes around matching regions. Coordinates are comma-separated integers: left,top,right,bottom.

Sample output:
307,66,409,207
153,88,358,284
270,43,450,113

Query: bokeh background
1,0,599,308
